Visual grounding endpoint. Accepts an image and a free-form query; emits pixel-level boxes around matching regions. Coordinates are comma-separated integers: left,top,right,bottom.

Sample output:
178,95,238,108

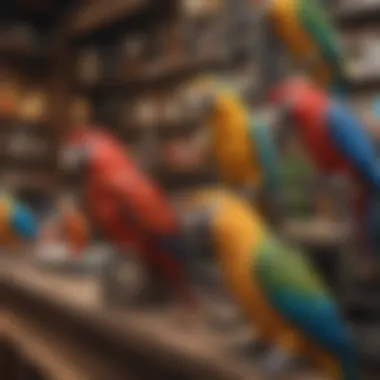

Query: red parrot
269,76,380,261
60,126,196,308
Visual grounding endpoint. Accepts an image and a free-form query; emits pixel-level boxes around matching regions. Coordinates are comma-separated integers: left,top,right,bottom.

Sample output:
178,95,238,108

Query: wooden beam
69,0,150,37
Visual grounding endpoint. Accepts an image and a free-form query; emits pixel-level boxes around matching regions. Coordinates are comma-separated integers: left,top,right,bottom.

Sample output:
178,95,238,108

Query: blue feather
326,102,380,191
256,237,358,380
247,118,280,194
10,204,37,240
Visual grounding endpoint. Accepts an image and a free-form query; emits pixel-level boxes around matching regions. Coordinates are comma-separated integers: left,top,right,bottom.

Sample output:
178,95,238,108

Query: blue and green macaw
188,188,358,380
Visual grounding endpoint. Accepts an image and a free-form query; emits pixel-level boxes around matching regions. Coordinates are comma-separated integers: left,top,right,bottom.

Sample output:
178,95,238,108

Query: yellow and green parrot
187,76,280,204
187,188,358,380
265,0,347,96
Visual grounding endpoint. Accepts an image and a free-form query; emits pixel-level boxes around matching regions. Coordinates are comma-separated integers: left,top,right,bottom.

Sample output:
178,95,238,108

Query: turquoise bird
188,188,358,380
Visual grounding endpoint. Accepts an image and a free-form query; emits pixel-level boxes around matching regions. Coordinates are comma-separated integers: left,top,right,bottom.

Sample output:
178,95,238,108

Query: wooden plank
0,259,325,380
69,0,149,37
0,309,136,380
0,311,91,380
281,219,351,247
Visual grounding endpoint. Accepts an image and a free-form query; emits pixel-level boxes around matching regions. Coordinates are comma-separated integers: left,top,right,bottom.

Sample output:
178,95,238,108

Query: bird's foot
262,347,295,380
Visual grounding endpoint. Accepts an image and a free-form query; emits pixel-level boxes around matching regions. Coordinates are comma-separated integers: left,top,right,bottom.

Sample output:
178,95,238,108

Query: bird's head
185,75,245,134
267,75,329,137
59,125,115,183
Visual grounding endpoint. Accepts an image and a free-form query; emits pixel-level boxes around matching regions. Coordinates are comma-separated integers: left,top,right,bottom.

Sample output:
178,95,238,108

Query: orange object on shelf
0,83,20,118
60,208,90,256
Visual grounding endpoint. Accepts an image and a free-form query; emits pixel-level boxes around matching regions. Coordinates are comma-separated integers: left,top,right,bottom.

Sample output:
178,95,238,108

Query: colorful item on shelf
0,193,37,247
19,90,46,123
266,0,347,95
187,188,358,380
60,208,90,256
61,126,197,309
0,82,20,118
161,131,209,171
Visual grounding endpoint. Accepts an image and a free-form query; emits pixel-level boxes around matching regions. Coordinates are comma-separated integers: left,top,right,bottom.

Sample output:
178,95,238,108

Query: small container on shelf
70,97,92,125
193,21,224,61
117,34,146,80
160,128,210,171
143,27,165,78
161,22,187,70
0,80,21,119
162,90,183,125
76,48,102,85
181,0,222,19
18,89,47,124
133,97,157,129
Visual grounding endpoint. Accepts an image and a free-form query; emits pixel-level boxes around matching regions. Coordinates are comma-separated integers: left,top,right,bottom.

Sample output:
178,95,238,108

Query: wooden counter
0,257,324,380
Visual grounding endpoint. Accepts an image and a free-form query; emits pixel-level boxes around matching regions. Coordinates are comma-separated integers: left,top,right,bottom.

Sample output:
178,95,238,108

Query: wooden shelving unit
0,1,75,197
67,0,261,192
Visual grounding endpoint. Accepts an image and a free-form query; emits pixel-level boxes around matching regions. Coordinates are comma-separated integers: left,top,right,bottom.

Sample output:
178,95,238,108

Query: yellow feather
207,92,262,188
268,0,332,87
189,189,340,377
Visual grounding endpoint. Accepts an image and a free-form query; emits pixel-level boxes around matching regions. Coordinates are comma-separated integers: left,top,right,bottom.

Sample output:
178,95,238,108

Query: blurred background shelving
2,1,380,380
3,0,380,207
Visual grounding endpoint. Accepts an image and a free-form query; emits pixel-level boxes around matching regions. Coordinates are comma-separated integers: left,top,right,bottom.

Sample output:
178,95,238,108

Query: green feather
256,233,329,297
296,0,344,75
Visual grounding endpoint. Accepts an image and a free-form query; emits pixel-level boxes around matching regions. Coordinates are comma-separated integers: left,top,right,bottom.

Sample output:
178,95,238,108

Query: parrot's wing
105,171,177,236
247,118,280,193
255,234,353,356
296,0,343,71
326,103,380,189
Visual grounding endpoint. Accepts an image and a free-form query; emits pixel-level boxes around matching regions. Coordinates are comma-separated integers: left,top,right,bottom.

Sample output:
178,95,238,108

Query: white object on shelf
77,49,101,84
134,99,156,126
122,35,145,58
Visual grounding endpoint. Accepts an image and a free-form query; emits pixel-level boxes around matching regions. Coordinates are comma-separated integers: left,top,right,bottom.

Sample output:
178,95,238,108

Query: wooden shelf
155,166,217,191
0,118,54,138
346,74,380,93
76,57,224,95
336,4,380,28
116,118,200,141
0,153,56,171
0,171,56,191
0,44,52,68
69,0,151,38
